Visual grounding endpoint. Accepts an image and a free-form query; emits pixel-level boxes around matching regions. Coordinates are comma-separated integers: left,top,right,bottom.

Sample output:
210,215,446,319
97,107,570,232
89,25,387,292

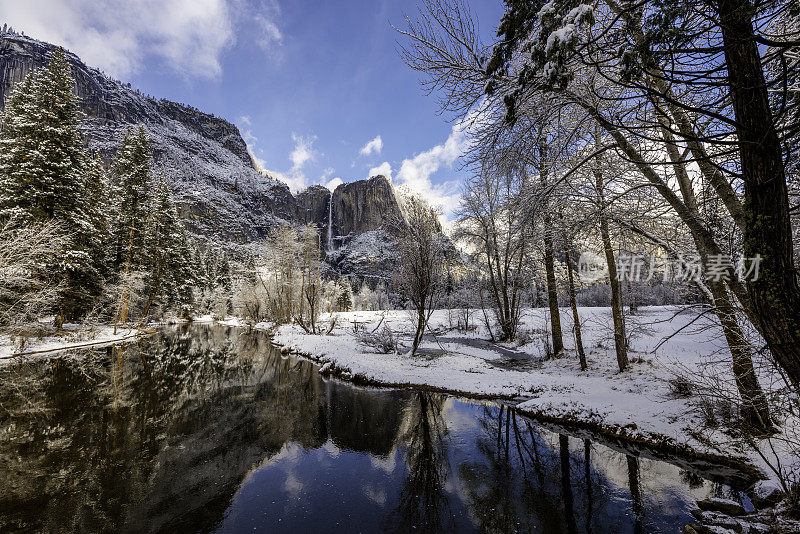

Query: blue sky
1,0,504,217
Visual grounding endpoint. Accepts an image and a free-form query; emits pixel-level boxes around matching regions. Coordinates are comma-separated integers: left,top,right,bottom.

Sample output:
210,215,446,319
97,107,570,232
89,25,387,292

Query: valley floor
268,305,797,491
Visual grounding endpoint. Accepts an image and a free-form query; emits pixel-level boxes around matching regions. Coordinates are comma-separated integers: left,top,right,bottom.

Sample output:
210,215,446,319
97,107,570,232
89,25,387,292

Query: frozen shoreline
0,324,153,363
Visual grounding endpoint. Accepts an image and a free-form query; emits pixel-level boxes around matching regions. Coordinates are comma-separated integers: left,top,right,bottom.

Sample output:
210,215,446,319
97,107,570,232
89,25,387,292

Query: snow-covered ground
268,306,798,484
0,324,147,363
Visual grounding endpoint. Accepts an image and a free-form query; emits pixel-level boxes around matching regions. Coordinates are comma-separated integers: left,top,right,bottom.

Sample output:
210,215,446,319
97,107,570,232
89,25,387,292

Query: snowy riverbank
268,306,798,487
0,324,151,362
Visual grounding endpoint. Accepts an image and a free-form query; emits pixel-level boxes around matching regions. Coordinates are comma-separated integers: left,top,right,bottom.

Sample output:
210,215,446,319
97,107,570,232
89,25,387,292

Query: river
0,324,753,533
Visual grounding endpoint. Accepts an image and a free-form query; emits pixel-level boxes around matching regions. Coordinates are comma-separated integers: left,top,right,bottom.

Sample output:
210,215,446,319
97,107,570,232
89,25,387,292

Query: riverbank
0,324,152,362
267,306,798,493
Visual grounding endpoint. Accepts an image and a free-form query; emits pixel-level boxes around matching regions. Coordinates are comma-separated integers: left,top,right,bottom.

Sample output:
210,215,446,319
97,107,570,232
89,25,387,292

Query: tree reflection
0,326,749,533
560,434,578,534
386,392,454,533
584,439,594,534
627,455,644,534
457,405,620,533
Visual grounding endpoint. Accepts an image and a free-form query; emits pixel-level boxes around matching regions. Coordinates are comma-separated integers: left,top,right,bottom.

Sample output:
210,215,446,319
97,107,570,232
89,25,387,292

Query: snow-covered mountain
0,31,299,248
0,31,405,279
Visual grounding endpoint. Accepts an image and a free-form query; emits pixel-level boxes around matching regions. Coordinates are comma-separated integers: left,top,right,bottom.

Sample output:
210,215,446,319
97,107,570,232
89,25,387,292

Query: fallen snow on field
0,324,144,362
270,306,796,479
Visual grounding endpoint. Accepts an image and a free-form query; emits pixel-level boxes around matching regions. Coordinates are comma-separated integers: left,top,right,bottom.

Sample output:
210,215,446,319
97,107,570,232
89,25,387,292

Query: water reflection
387,392,453,533
0,325,748,533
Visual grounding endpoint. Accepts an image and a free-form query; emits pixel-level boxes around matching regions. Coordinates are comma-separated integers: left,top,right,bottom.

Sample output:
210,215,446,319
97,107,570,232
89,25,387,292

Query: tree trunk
718,0,800,390
626,280,638,315
595,169,628,371
660,122,773,432
141,253,164,320
412,307,425,354
539,142,564,357
115,221,137,334
584,440,594,525
543,214,564,357
626,455,644,534
708,280,773,433
559,434,577,534
563,233,588,370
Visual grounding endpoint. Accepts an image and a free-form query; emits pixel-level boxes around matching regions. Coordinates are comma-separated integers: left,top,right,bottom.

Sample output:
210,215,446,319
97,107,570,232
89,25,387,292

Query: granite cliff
294,176,404,281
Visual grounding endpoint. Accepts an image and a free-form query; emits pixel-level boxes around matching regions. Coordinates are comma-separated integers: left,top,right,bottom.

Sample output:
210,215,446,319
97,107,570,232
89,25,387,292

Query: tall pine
112,126,152,271
0,49,103,321
142,177,193,317
85,151,110,277
0,74,40,221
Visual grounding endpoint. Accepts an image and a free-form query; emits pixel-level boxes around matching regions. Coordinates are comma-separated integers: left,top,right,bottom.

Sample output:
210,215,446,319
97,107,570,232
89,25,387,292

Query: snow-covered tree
112,126,153,272
336,275,353,312
0,49,103,322
456,168,531,342
109,126,155,325
84,151,111,277
0,218,65,330
141,177,193,318
393,193,447,354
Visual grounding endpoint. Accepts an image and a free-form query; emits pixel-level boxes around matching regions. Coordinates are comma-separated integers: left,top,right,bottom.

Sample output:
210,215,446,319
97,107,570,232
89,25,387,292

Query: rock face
321,176,403,281
294,184,333,236
330,175,402,243
0,31,406,278
0,31,295,248
329,229,401,282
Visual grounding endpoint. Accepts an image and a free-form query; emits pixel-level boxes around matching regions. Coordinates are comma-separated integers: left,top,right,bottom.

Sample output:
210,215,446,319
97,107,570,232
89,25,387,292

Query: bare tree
456,168,529,341
295,224,324,334
485,0,800,389
394,193,447,354
0,218,64,331
398,0,778,424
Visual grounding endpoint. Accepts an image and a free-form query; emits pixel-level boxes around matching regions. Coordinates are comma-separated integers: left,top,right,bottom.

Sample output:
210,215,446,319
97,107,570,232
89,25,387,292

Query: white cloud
239,122,266,170
368,161,393,180
319,168,342,190
325,177,343,190
359,135,383,157
240,0,283,58
290,133,315,172
320,167,334,180
263,133,318,192
0,0,282,79
394,121,469,220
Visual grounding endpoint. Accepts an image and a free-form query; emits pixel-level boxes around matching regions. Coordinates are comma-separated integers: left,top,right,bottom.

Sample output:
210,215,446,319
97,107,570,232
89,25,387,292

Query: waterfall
327,194,334,252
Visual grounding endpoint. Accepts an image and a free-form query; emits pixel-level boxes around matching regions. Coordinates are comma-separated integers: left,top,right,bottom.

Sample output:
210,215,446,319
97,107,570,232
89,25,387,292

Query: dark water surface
0,325,749,533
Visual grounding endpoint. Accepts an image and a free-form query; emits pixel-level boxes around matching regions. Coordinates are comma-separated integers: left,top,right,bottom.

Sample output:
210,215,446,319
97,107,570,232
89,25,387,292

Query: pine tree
0,49,103,321
172,233,196,313
110,126,154,325
336,275,353,312
0,74,40,222
112,126,152,271
84,151,110,276
142,177,190,317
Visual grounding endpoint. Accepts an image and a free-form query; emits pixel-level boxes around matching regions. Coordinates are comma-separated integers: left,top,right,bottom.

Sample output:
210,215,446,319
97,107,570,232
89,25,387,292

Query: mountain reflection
0,325,746,533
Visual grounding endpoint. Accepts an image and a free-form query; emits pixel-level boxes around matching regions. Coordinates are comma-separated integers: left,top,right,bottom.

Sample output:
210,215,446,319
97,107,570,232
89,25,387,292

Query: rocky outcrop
329,229,401,282
294,184,332,233
330,175,402,243
290,176,404,280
